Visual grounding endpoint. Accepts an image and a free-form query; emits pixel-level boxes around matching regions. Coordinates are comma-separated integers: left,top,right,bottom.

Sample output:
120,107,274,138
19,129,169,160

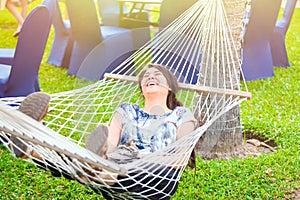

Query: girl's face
140,67,170,96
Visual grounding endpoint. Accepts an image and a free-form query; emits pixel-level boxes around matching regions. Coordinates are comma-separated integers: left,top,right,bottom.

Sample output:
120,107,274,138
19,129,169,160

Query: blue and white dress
115,103,196,154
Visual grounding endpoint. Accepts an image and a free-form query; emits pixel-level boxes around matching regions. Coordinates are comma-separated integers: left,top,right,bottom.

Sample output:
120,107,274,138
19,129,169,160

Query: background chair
47,0,73,68
96,0,126,27
0,5,52,97
158,0,198,30
241,0,282,81
66,0,145,80
0,0,56,67
97,0,149,27
0,49,15,66
153,0,199,84
97,0,150,51
41,0,56,16
270,0,297,67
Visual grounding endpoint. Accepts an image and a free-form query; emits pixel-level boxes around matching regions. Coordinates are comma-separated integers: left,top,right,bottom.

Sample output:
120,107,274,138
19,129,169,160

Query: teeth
147,81,157,86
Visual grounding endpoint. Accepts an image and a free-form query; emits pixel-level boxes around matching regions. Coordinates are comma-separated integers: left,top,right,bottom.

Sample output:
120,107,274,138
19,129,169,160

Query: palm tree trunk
195,0,246,159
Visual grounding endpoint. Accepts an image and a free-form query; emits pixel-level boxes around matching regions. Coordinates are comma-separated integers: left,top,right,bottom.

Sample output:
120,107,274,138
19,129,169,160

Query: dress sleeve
114,103,126,116
114,103,135,125
176,107,196,127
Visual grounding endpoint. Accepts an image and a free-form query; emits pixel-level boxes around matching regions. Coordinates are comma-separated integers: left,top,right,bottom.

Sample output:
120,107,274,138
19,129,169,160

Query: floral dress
115,103,196,155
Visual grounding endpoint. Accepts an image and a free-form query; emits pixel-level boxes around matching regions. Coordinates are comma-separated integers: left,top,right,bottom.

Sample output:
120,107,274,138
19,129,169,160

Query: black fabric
188,148,196,169
33,156,74,180
91,165,179,200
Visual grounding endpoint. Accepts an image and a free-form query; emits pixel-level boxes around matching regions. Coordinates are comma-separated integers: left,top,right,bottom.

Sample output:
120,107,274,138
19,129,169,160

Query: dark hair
138,63,182,110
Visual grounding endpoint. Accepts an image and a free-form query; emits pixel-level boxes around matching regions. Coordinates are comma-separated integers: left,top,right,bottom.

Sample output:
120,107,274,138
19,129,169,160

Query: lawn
0,1,299,199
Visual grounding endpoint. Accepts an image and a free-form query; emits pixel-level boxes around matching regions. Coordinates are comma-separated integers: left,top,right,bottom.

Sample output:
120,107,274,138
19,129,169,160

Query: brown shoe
11,92,51,158
85,125,108,159
18,92,51,122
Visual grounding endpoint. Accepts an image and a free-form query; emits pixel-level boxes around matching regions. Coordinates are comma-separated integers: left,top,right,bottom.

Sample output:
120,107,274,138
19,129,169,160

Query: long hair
138,63,182,110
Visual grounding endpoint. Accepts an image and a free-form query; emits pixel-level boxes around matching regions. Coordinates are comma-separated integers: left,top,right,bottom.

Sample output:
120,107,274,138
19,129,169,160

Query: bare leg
5,0,24,36
19,0,28,19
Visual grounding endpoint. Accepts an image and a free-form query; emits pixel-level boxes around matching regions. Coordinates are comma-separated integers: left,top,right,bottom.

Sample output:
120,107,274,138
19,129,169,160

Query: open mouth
146,80,158,87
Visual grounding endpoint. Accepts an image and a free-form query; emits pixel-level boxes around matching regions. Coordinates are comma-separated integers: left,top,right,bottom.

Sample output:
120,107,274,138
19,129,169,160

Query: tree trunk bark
195,0,246,159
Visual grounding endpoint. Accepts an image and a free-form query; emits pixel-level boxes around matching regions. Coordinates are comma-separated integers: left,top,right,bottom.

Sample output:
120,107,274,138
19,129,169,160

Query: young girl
13,63,197,199
85,63,196,199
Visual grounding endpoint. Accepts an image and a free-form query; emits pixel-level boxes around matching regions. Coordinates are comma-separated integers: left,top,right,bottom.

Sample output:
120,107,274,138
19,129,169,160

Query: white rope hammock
0,0,249,199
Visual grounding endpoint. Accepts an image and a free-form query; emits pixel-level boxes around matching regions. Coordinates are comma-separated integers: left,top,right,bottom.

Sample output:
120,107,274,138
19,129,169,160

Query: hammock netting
0,0,250,199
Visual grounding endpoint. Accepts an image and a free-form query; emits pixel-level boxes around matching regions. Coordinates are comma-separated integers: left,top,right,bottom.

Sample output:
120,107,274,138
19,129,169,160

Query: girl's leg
85,125,109,158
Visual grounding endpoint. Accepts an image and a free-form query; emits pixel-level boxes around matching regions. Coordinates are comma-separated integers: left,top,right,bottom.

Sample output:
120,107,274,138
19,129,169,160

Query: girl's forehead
145,67,160,73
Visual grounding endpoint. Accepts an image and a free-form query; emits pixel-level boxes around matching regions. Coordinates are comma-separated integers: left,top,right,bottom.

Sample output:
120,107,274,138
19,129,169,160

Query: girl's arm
107,112,123,152
176,121,195,140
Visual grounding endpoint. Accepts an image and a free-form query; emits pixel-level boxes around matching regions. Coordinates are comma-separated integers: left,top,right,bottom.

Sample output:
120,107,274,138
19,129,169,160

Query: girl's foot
11,92,51,158
85,125,108,159
18,92,51,122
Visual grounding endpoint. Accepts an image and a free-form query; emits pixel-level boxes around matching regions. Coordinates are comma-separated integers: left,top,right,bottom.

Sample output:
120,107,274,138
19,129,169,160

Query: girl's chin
143,86,158,91
142,86,168,95
144,90,159,94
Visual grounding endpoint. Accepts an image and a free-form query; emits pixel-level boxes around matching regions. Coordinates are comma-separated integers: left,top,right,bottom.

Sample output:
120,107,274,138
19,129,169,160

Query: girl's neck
143,97,170,115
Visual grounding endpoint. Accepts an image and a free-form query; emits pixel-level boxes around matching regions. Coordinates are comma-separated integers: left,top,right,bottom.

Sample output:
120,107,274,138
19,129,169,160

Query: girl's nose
148,74,155,79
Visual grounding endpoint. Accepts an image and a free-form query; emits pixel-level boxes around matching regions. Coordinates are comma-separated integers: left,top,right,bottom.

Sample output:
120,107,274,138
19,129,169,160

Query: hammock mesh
0,0,249,199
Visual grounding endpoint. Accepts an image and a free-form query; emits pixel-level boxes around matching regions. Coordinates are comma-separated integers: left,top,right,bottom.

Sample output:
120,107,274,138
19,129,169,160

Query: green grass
0,2,300,199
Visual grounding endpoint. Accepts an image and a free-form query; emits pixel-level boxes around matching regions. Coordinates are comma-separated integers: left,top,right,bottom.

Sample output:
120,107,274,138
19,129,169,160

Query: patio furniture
47,0,74,68
158,0,198,29
98,0,152,27
0,49,14,66
98,0,151,50
97,0,126,26
65,0,135,80
241,0,282,81
0,5,52,97
153,0,199,84
0,0,55,67
270,0,297,67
